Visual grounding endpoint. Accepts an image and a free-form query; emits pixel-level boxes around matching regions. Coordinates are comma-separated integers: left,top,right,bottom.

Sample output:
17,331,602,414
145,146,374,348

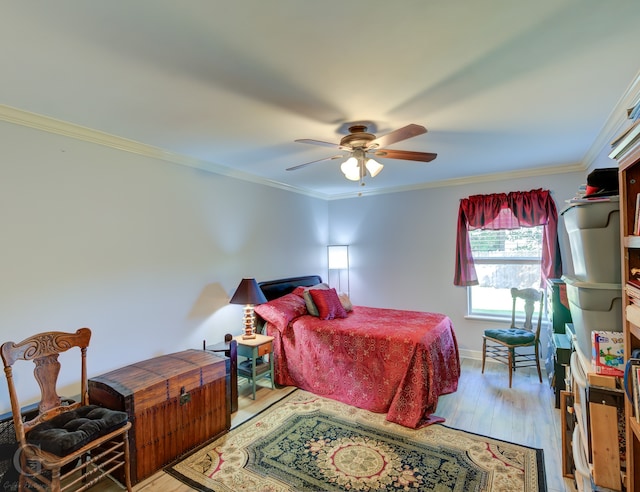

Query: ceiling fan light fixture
341,157,360,181
365,158,383,177
290,123,435,186
344,169,361,181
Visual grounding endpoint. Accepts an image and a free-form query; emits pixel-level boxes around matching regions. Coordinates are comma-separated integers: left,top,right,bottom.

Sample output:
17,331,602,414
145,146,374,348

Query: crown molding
326,162,585,200
0,94,631,202
583,69,640,169
0,104,335,200
0,105,173,159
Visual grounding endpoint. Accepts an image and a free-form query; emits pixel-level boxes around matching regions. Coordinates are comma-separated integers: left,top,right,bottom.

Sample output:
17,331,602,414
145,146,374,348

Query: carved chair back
1,328,91,445
510,287,544,339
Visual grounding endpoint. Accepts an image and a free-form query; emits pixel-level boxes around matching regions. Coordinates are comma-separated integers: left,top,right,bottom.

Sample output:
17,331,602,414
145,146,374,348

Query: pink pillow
302,283,330,316
309,288,348,320
254,293,308,330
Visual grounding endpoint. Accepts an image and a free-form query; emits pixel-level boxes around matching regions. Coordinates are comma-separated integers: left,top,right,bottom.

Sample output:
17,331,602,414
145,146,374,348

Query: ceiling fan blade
295,138,342,149
368,124,427,149
286,154,344,171
372,149,437,162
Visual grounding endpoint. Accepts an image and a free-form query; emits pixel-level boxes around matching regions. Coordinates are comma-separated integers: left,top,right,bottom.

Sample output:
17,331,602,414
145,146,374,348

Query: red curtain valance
454,188,562,287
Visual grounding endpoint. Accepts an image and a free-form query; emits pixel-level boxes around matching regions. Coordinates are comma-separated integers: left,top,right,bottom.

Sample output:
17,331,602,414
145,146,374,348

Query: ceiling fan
287,123,437,181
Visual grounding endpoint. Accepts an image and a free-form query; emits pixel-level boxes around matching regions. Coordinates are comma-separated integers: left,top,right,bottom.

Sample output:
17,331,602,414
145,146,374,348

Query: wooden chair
481,288,544,387
1,328,132,492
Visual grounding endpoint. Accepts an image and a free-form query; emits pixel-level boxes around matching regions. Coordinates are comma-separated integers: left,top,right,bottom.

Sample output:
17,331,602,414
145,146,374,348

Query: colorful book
635,366,640,423
636,192,640,235
592,331,625,376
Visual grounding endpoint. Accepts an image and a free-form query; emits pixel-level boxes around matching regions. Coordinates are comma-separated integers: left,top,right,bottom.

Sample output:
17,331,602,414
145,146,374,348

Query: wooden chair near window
1,328,132,492
482,288,544,388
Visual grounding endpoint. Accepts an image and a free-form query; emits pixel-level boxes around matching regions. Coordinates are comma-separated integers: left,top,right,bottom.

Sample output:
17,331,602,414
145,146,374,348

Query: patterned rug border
164,389,547,492
163,388,302,491
437,425,547,492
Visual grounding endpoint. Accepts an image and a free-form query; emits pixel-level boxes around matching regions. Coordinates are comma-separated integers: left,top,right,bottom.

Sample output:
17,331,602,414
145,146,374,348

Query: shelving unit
611,122,640,491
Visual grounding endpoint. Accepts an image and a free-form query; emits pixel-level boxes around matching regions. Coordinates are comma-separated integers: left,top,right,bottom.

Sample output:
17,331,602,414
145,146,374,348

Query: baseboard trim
459,348,482,360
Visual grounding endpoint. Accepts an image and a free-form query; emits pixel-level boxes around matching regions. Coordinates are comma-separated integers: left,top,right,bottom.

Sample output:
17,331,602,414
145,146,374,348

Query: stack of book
627,358,640,424
627,281,640,306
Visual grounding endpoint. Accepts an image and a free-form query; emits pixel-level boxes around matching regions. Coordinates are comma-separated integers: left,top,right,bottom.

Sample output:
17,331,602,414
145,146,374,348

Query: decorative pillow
309,288,348,320
291,286,306,297
338,293,353,312
254,293,308,330
302,283,330,316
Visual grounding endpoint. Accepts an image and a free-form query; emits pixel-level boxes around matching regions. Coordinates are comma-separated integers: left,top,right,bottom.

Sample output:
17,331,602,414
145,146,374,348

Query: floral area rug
165,390,546,491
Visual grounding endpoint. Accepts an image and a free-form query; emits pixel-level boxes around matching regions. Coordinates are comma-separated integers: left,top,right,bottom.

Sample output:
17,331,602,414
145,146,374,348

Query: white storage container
561,199,620,284
561,274,622,361
572,425,594,492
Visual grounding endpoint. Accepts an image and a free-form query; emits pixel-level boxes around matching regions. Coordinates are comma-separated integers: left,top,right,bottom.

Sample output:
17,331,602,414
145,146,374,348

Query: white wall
328,172,586,357
0,121,328,413
0,116,595,414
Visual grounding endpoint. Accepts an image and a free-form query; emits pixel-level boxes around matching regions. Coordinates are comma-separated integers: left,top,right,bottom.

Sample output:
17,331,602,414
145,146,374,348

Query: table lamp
229,278,267,339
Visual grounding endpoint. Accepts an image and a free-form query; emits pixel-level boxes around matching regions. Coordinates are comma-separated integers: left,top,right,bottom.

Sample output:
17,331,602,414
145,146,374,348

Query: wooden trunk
88,349,229,484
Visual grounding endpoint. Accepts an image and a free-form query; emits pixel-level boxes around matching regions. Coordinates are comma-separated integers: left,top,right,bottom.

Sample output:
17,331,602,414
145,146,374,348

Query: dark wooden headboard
258,275,322,301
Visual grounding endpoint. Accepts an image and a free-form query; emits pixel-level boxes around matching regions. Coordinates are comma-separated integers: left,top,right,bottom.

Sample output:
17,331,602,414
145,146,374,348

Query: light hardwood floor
91,357,575,491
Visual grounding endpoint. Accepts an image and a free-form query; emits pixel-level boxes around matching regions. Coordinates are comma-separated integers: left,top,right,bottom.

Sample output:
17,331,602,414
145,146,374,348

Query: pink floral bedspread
266,306,460,428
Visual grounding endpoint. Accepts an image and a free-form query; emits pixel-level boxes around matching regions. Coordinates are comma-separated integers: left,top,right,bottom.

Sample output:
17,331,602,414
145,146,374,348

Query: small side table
234,333,275,400
204,335,238,413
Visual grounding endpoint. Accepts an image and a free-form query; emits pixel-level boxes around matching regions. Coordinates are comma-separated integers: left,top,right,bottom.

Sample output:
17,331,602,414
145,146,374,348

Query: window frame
466,228,543,320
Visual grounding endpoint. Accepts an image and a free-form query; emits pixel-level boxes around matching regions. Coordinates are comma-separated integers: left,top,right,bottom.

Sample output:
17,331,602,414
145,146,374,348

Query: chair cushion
484,328,535,345
27,405,128,456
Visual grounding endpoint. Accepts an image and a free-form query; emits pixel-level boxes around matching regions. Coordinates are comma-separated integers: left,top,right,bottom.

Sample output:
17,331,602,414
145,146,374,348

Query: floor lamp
327,245,349,296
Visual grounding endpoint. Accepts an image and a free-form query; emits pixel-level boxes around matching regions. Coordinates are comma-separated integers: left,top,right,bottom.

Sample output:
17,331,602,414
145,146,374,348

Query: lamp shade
229,278,267,305
340,157,360,181
365,158,383,177
328,245,349,270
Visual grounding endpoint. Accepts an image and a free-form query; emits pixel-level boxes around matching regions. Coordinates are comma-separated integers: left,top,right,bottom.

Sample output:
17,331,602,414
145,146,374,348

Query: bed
254,275,460,428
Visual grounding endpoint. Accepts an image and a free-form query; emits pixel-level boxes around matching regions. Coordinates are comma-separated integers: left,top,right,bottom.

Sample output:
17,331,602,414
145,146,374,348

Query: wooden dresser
88,350,229,484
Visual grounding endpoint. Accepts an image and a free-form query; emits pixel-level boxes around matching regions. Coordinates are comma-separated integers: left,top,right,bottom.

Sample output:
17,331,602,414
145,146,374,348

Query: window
467,226,543,318
453,188,562,318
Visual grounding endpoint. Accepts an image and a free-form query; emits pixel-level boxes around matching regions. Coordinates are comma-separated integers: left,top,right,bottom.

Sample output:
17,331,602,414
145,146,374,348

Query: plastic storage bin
572,426,594,492
561,199,620,284
561,274,622,362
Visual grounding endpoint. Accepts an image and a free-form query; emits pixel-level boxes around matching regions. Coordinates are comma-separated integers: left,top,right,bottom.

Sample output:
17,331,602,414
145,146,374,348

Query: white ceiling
2,1,640,199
